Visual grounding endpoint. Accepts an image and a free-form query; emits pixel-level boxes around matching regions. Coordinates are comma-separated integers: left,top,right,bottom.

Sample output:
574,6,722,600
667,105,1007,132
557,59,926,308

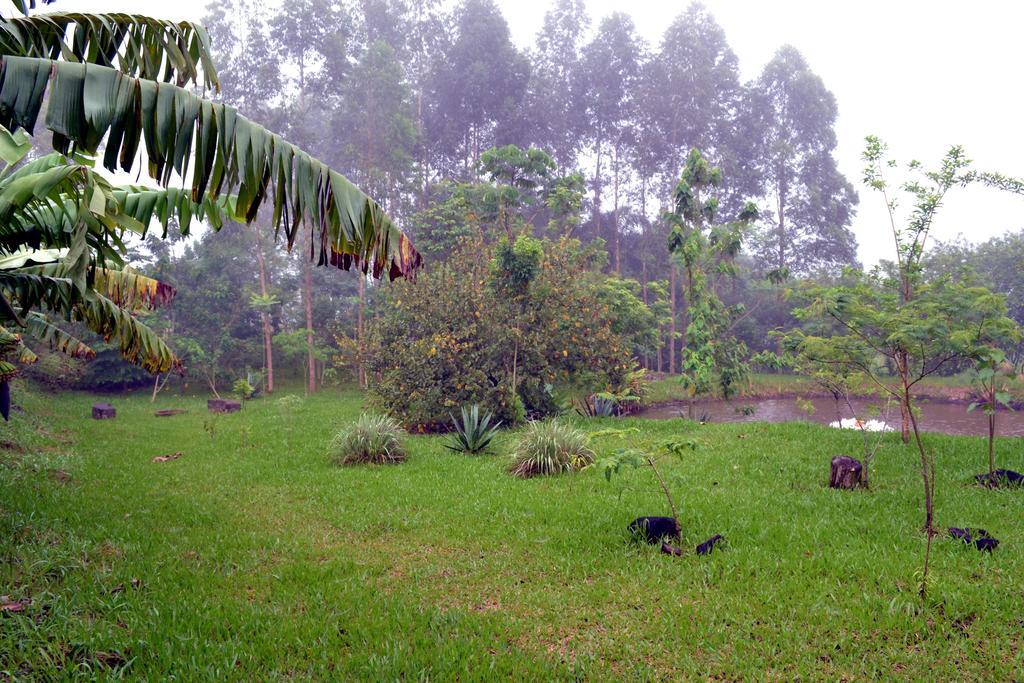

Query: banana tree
0,1,421,415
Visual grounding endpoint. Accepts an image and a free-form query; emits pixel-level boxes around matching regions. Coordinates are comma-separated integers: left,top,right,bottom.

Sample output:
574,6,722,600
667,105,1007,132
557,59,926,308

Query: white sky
58,0,1024,265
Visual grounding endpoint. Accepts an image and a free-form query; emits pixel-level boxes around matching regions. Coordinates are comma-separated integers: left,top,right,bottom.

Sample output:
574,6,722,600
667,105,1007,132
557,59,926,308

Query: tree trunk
897,350,910,443
776,170,787,271
303,238,316,395
829,456,864,489
357,274,367,390
988,410,996,476
592,132,602,236
669,266,678,374
254,234,274,394
612,142,621,274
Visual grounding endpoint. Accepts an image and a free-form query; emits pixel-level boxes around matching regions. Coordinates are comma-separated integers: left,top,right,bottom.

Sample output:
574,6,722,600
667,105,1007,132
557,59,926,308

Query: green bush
508,421,594,478
445,404,502,455
330,414,407,466
367,237,646,430
233,378,256,400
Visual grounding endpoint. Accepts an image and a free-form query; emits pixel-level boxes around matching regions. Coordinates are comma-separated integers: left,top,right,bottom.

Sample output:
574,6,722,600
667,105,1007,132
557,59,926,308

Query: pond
633,396,1024,437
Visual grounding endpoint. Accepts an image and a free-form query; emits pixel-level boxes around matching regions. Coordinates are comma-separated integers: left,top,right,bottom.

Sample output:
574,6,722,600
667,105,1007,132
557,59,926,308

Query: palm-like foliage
0,0,421,414
445,404,502,455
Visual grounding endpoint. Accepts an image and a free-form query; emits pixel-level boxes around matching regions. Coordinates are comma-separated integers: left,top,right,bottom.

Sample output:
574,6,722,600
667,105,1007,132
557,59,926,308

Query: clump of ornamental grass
330,413,407,466
508,420,594,478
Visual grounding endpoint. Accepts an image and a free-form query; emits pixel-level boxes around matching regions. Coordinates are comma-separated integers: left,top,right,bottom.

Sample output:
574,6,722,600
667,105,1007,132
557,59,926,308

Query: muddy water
634,396,1024,437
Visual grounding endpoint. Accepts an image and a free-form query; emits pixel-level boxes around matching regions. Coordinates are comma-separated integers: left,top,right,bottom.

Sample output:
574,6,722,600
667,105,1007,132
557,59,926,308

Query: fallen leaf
1,597,29,613
48,469,71,483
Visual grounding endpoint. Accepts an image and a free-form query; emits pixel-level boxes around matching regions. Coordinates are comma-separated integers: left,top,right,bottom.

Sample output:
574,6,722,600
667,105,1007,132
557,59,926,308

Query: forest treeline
24,0,1024,393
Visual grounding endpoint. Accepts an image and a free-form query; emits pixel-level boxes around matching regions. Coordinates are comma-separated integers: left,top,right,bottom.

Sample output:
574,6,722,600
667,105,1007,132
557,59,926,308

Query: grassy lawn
2,385,1023,679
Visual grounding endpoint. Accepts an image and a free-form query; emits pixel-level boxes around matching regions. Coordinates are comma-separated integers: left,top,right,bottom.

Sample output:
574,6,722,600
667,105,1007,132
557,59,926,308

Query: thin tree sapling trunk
302,234,316,395
254,233,274,394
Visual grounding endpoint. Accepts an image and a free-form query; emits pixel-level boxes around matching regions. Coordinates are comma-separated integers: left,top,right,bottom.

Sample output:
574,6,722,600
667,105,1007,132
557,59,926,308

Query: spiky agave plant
508,420,594,478
445,404,502,455
330,414,407,466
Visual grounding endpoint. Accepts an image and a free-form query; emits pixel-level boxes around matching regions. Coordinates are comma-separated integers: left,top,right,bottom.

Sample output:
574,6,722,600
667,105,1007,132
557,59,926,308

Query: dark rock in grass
975,537,1000,552
696,534,725,556
91,403,116,419
207,399,241,414
628,516,681,544
974,469,1024,487
829,456,863,489
949,527,1000,552
1,381,9,421
660,542,683,556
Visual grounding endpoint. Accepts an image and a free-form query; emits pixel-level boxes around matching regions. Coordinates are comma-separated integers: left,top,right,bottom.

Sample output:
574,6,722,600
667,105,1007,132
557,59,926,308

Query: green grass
2,385,1024,679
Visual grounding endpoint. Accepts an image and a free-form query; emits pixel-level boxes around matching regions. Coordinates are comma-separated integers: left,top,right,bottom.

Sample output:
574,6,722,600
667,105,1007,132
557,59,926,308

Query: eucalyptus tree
424,0,530,178
526,0,589,170
0,0,421,415
637,3,744,371
747,45,858,276
575,12,643,273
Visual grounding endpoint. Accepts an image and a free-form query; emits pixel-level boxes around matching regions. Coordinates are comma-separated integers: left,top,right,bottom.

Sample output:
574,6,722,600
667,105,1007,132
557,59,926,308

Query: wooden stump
207,399,241,414
92,403,116,419
829,456,863,489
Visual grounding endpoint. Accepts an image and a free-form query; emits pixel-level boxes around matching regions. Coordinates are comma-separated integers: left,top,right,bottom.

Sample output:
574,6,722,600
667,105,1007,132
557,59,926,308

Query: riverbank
644,372,1005,407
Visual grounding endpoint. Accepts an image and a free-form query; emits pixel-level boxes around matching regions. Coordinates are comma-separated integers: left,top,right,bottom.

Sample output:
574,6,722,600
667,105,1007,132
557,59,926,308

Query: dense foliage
367,236,646,430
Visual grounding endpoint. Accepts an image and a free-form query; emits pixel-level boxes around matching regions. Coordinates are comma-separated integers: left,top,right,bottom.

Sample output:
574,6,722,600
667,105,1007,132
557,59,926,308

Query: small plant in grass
202,415,218,441
594,439,699,529
445,405,502,455
575,392,618,418
968,346,1018,483
331,414,407,466
508,421,594,478
233,378,256,401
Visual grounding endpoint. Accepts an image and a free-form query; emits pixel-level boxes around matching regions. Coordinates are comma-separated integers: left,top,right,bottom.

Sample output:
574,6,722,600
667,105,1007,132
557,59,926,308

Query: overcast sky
59,0,1024,264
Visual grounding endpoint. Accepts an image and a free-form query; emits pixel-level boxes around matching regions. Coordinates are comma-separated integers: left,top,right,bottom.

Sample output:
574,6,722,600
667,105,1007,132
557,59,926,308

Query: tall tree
269,0,351,394
526,0,589,169
575,12,642,273
424,0,529,178
331,35,417,387
748,45,858,276
667,148,759,403
637,3,744,372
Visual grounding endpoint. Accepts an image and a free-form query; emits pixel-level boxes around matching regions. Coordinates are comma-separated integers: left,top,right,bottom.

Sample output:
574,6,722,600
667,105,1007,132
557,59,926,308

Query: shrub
330,414,407,466
509,421,594,478
367,237,644,430
233,378,256,400
445,404,502,455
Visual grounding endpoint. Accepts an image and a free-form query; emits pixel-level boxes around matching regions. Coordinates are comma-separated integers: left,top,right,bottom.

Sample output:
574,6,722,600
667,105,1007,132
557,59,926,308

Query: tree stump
829,456,863,489
92,403,116,419
207,399,241,414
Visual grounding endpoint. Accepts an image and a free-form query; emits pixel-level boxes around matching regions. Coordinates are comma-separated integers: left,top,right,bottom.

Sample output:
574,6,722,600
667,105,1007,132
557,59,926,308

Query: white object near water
828,418,893,432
